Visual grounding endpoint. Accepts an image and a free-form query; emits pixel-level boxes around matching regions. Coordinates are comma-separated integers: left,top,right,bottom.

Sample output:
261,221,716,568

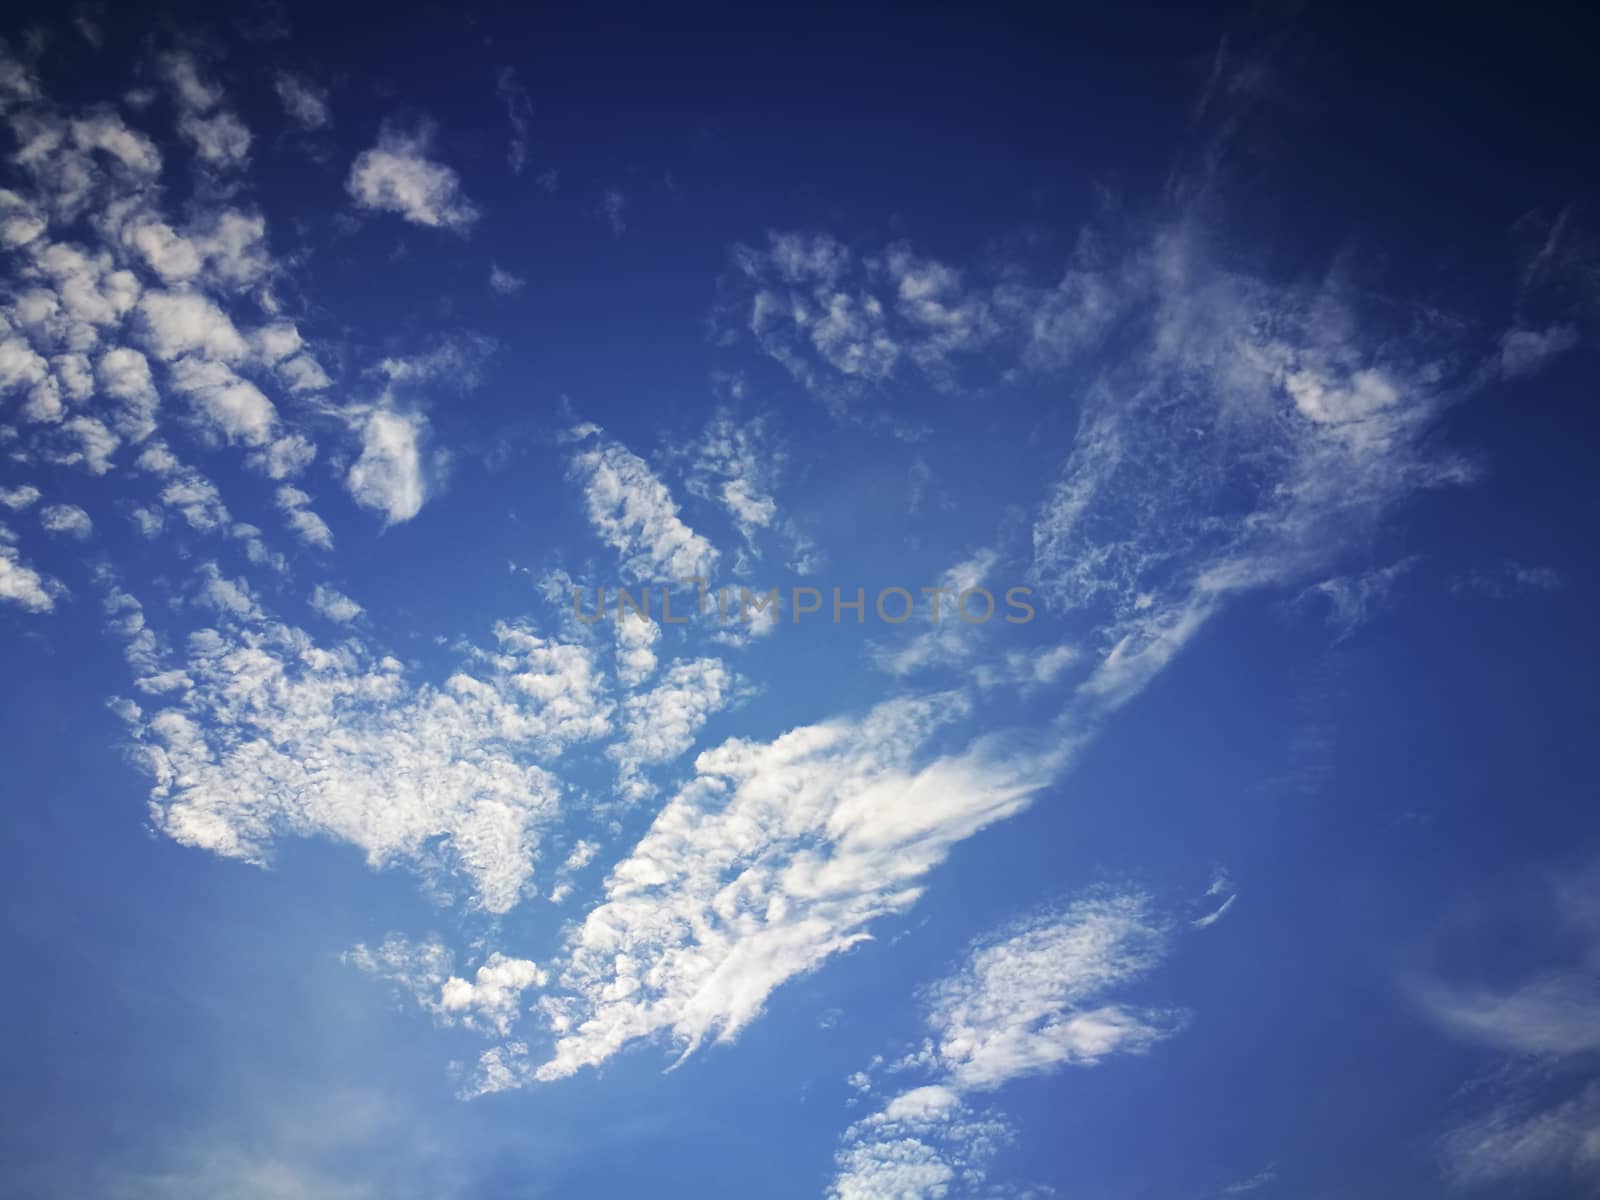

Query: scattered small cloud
488,263,526,295
599,189,626,237
273,70,330,130
40,502,93,539
308,584,362,623
496,68,532,175
347,124,479,232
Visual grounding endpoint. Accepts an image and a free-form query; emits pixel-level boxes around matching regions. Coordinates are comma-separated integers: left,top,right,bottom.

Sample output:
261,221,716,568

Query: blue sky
1,3,1598,1197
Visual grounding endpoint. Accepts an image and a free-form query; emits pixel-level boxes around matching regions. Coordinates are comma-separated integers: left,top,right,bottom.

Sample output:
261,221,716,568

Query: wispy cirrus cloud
1414,864,1600,1189
496,68,532,175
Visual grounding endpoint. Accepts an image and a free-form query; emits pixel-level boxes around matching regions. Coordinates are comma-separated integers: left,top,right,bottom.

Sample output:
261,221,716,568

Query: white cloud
0,189,45,250
309,583,361,623
926,894,1180,1090
607,657,733,800
871,549,1000,678
276,354,330,394
196,561,263,622
73,13,103,48
39,501,92,539
684,409,782,546
274,485,333,550
549,839,602,904
69,110,163,176
39,414,119,474
178,109,252,169
371,337,491,388
1296,558,1418,640
1420,864,1600,1188
250,433,316,480
0,524,59,611
1221,1166,1280,1195
496,69,531,174
726,232,1009,412
123,211,272,292
0,484,40,510
137,444,232,533
1193,868,1238,929
829,892,1182,1198
54,352,94,400
347,936,546,1038
1415,866,1600,1058
828,1098,1009,1200
1419,972,1600,1058
599,189,626,236
113,581,613,913
1442,1082,1600,1187
127,506,163,538
971,640,1079,691
1498,323,1579,379
569,431,719,581
157,50,223,112
230,522,284,574
346,408,430,525
138,290,249,362
168,356,278,446
613,610,659,688
437,953,546,1036
1456,559,1563,598
96,347,160,441
488,263,525,295
521,691,1064,1085
155,52,251,169
252,321,302,363
347,126,478,232
1020,223,1475,715
0,336,49,395
273,70,330,130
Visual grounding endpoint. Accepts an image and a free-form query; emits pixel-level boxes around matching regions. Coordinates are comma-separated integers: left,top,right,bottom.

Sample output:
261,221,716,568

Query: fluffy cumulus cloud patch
346,407,432,524
347,125,479,232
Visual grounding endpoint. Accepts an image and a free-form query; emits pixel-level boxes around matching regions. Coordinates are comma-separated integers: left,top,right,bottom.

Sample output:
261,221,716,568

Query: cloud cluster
607,656,734,800
158,51,252,171
829,892,1182,1197
494,692,1064,1088
726,232,1007,414
568,428,719,582
107,576,614,913
347,936,546,1038
0,35,483,615
683,408,782,548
